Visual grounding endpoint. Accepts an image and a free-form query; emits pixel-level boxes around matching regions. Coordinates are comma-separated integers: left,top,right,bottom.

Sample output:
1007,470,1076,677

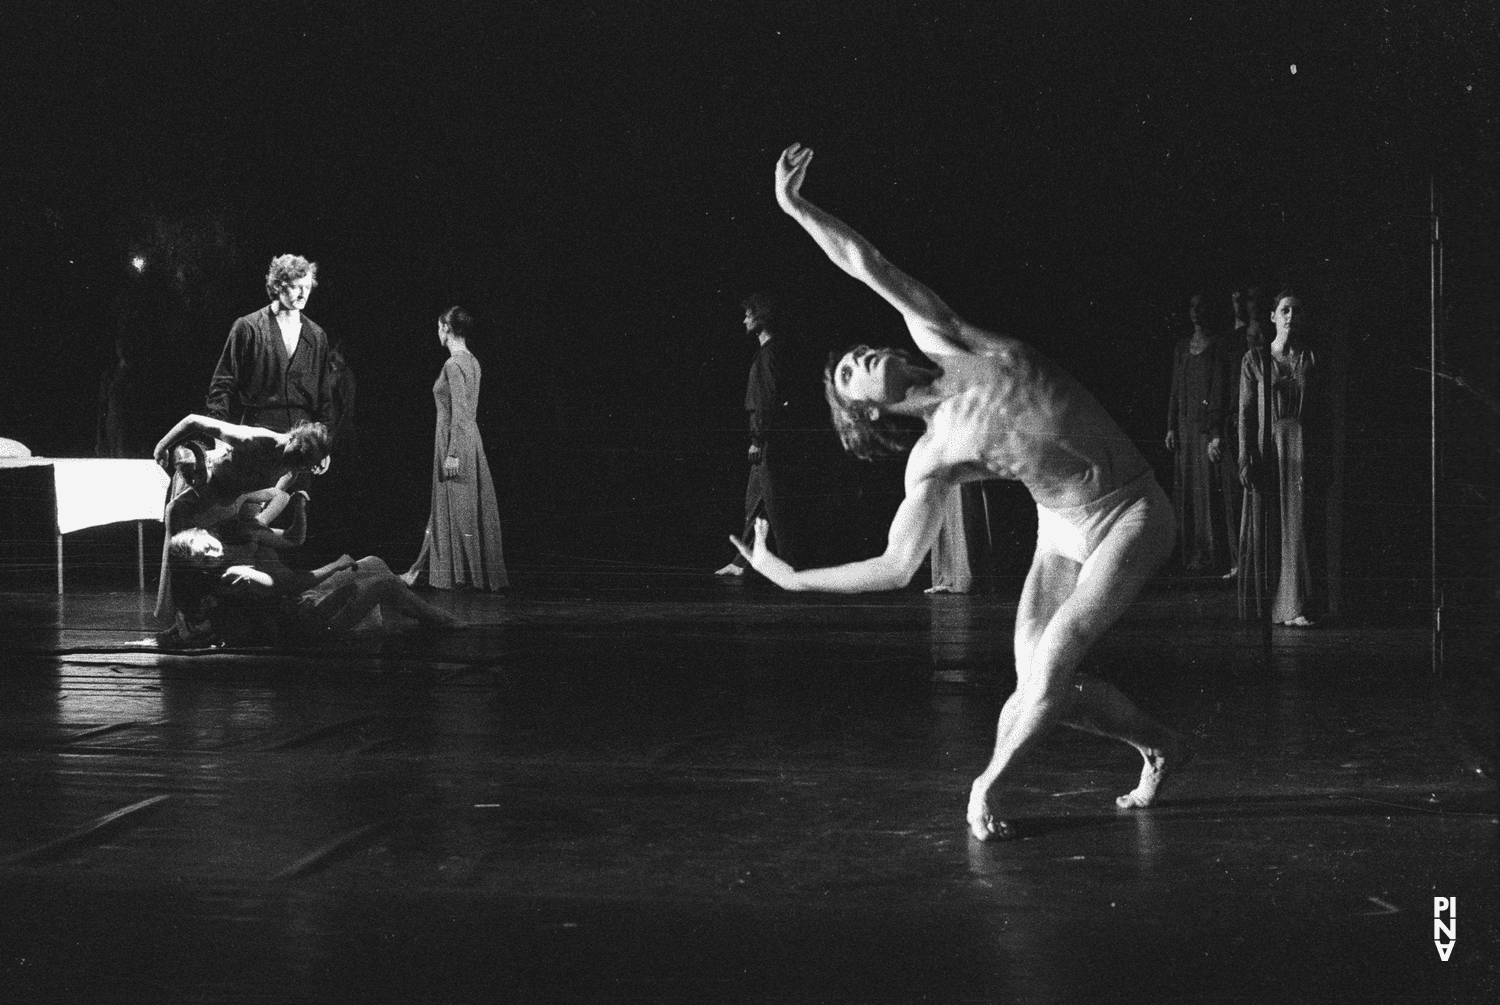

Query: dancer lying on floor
166,493,465,643
732,143,1190,841
152,414,332,620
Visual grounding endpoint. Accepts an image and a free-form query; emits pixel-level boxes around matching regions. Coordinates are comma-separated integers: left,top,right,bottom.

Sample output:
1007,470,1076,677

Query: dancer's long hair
822,346,931,461
284,421,331,466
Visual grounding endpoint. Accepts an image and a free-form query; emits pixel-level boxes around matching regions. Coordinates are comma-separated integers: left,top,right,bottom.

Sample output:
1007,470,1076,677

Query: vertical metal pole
56,532,64,595
1429,177,1442,635
137,521,146,591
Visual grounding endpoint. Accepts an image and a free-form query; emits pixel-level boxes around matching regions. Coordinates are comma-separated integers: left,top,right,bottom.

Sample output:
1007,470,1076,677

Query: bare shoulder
904,431,959,492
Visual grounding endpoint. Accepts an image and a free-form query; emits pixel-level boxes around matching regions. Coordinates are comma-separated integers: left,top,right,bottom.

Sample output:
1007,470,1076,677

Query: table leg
56,532,64,595
138,521,146,590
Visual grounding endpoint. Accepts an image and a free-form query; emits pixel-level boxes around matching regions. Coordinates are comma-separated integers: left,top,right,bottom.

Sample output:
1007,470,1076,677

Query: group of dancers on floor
148,143,1341,839
153,267,508,646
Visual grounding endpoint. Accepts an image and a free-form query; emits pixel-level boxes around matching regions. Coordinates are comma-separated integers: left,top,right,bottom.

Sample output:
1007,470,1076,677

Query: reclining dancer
168,492,465,639
732,143,1190,841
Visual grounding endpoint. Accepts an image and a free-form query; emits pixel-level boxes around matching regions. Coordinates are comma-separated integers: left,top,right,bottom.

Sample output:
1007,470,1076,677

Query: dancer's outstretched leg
326,557,466,632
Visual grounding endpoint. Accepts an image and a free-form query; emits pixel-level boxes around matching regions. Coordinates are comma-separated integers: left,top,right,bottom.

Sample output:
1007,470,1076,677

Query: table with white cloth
0,458,170,593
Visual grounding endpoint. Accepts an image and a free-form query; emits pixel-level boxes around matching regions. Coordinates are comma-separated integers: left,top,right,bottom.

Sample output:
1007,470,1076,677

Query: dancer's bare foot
713,562,745,576
1281,615,1315,627
1116,733,1194,809
967,778,1017,841
400,569,420,587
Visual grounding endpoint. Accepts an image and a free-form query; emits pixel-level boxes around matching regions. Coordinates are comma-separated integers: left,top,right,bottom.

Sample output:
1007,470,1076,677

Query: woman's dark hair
822,346,928,461
284,421,331,467
441,306,474,341
265,254,318,300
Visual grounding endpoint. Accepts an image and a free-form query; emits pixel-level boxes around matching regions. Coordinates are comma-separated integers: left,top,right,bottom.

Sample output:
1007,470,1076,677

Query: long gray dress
408,350,508,590
1237,347,1317,622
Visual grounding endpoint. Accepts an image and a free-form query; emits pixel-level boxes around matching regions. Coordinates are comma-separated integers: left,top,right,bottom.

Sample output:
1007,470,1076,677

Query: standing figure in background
1237,291,1326,626
95,335,144,458
1165,294,1236,572
403,307,508,590
928,482,1006,593
207,254,336,440
715,292,803,575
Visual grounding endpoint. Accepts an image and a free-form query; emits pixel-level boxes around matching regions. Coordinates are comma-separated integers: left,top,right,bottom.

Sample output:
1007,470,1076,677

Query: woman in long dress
1237,291,1323,625
403,307,508,590
1165,293,1237,572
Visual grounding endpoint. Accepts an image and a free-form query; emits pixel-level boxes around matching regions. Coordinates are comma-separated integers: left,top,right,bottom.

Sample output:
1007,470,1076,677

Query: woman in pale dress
403,307,508,590
1237,291,1325,625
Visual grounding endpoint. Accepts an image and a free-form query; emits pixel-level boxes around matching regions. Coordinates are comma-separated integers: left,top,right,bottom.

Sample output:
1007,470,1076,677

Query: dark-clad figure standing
403,307,508,590
716,293,802,575
1238,291,1325,626
734,144,1187,842
208,255,335,436
95,335,145,458
1165,294,1237,572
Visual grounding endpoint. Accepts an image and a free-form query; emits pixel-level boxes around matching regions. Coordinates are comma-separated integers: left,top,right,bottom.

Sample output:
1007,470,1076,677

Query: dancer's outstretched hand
775,143,813,210
729,516,791,586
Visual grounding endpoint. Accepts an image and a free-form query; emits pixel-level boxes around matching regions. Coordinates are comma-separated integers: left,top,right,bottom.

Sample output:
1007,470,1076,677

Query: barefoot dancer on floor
733,143,1190,841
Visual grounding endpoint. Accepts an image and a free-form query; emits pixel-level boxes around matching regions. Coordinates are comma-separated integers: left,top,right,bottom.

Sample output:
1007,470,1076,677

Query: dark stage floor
0,573,1495,1003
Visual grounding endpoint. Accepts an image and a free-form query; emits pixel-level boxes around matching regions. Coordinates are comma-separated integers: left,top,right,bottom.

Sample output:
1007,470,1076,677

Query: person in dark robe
715,292,804,574
1165,293,1237,572
95,335,146,458
206,254,336,438
1237,290,1336,626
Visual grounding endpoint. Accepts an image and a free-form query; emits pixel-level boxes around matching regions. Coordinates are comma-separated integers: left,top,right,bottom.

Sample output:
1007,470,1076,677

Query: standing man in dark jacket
207,254,336,439
716,292,802,575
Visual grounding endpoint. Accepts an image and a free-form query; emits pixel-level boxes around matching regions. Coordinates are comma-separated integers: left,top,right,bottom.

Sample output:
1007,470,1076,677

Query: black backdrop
1,1,1493,610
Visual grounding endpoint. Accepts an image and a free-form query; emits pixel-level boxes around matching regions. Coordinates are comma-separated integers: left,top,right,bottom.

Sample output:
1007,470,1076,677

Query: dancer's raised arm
775,143,991,357
731,477,950,592
153,414,276,466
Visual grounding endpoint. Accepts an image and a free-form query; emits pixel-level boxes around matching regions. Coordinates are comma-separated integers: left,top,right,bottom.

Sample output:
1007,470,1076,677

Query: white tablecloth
0,458,170,533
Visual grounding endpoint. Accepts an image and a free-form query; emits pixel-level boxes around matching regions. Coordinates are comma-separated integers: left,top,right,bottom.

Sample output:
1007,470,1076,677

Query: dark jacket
207,305,334,433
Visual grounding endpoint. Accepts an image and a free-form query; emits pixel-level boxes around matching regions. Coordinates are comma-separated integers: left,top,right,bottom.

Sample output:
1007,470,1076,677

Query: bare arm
220,551,355,597
238,490,306,550
774,143,989,358
154,414,278,465
732,477,950,593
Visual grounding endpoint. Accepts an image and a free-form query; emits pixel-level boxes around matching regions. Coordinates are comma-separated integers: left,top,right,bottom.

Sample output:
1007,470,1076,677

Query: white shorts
1035,471,1171,565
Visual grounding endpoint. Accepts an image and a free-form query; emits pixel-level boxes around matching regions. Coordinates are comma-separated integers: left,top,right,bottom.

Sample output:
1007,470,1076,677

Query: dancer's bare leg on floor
967,522,1183,841
327,557,466,631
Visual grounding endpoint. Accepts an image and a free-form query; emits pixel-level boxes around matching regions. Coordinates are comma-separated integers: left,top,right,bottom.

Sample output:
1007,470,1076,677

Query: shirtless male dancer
732,143,1189,842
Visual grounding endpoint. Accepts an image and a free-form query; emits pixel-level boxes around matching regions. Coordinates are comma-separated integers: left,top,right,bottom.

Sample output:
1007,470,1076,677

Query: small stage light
131,256,146,272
